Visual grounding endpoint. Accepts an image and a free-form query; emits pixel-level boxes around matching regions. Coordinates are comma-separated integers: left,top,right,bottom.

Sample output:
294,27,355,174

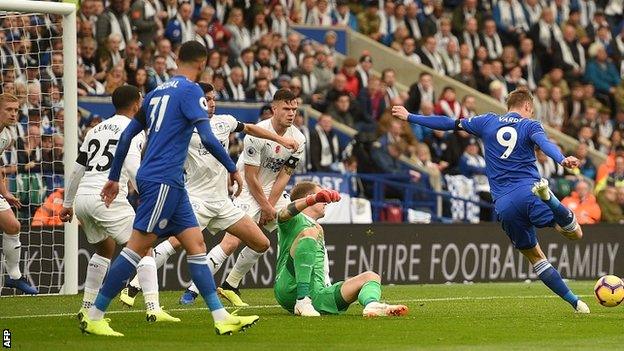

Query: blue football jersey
460,112,547,200
136,75,210,188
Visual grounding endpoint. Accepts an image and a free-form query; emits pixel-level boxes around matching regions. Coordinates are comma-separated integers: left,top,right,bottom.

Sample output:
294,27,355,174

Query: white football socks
128,240,177,289
225,247,263,288
211,307,229,322
206,244,229,274
82,253,110,309
3,234,22,279
137,256,160,312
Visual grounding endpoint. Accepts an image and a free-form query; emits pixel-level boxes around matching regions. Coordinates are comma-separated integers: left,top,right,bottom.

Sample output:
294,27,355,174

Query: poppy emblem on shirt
275,145,281,153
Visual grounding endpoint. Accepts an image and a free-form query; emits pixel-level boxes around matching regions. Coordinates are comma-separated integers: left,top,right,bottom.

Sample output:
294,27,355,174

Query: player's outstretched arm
529,129,568,165
391,105,457,131
60,161,87,222
243,123,299,151
277,189,341,222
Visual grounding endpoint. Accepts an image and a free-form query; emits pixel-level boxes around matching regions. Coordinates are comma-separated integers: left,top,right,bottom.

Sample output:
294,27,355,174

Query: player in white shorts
60,86,179,323
119,83,300,306
209,88,306,306
0,93,38,295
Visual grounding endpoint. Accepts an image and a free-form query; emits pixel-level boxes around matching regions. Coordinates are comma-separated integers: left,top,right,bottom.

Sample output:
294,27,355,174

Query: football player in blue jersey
393,88,590,314
80,41,259,336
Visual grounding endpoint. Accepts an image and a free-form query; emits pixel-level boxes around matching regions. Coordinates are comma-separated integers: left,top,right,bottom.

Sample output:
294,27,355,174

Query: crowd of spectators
1,0,624,223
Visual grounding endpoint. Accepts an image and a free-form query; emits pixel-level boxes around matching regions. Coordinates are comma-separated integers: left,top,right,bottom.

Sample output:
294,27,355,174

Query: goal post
0,0,78,295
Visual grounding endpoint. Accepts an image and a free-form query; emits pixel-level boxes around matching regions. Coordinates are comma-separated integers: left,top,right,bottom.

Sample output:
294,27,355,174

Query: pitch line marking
0,294,593,320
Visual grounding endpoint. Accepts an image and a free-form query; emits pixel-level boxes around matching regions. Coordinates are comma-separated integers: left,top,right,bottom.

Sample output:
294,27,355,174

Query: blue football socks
187,253,223,312
93,248,141,315
543,193,576,231
533,259,578,308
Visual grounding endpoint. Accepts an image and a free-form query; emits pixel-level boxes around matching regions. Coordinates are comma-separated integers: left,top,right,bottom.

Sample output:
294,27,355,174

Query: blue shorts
134,180,198,237
494,185,556,250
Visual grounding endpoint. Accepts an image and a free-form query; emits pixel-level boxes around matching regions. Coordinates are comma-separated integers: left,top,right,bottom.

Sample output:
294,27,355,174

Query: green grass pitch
1,281,622,350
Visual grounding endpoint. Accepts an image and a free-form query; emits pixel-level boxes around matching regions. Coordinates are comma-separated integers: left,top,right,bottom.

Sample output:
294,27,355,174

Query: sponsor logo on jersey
263,156,286,172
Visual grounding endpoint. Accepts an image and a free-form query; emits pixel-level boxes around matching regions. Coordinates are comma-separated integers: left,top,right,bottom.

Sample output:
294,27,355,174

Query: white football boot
294,297,321,317
362,302,409,317
575,300,590,314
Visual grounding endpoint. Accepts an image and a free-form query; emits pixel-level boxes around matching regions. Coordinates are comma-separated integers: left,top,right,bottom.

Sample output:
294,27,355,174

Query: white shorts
74,194,135,245
0,196,10,211
232,192,290,232
189,196,246,235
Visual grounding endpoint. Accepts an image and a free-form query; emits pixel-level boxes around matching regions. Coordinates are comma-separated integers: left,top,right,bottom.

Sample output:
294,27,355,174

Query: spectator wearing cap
585,44,620,110
164,2,194,46
562,180,601,224
333,0,358,31
309,114,341,172
130,0,163,48
357,1,382,42
341,57,361,97
96,0,132,52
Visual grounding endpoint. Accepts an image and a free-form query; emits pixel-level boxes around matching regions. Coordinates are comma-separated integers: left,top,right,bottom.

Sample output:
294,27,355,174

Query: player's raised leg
532,178,583,239
520,244,589,313
175,227,259,335
339,272,408,317
1,209,37,294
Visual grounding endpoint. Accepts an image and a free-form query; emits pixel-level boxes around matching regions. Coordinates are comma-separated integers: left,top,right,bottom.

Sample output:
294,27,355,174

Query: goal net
0,1,77,296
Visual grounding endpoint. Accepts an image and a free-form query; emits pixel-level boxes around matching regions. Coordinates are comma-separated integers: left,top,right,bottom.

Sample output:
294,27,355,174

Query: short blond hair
0,93,19,108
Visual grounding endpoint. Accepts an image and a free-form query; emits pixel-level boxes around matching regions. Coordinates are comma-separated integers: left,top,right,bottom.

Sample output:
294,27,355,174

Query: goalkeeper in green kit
274,181,409,317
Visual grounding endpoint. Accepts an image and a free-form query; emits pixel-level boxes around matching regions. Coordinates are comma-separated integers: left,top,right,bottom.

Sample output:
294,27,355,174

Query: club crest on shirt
246,145,256,156
159,218,169,229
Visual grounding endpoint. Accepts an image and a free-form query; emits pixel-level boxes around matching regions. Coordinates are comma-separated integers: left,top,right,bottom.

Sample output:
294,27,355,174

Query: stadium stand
1,0,623,224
